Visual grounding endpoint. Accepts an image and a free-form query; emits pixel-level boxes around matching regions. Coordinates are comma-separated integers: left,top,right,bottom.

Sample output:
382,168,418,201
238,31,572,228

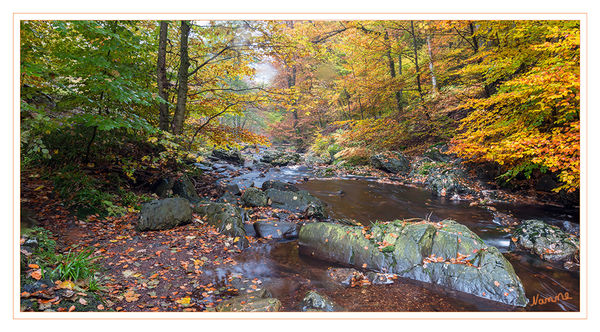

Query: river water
208,163,580,312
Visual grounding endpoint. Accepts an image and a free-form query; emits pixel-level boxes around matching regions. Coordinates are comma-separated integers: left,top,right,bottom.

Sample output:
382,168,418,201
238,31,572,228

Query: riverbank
19,145,580,312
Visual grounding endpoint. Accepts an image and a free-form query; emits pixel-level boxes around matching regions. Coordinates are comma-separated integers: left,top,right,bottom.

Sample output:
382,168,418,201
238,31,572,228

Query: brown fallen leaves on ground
20,171,250,312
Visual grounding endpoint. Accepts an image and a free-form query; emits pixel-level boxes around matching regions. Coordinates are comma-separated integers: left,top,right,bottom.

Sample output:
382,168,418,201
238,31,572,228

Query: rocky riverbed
180,145,580,311
20,145,580,312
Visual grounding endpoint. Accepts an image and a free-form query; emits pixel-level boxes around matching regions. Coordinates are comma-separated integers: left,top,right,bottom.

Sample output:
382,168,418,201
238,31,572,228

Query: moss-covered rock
216,289,281,312
261,180,299,192
193,202,248,249
212,148,245,165
370,151,410,174
425,167,473,197
265,189,327,219
136,198,192,231
511,219,579,263
153,174,201,203
299,220,528,307
241,187,268,207
423,144,454,162
261,151,301,166
301,291,341,312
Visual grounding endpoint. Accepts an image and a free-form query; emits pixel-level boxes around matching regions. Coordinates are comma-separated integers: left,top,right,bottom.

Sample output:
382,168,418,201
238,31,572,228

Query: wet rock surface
511,219,579,263
153,174,201,203
212,148,245,166
193,202,248,249
254,221,300,240
424,167,473,197
136,198,192,231
262,179,300,192
265,188,327,219
261,151,301,166
241,187,268,207
325,267,394,287
301,290,341,312
299,220,529,307
370,151,410,174
216,288,281,312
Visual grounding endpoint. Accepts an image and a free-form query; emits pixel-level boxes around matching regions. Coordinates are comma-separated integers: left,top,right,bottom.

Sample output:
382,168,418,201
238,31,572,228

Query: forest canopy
20,19,580,192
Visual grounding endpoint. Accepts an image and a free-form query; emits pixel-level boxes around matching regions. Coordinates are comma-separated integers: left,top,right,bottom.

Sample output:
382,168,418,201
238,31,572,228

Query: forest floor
20,169,270,312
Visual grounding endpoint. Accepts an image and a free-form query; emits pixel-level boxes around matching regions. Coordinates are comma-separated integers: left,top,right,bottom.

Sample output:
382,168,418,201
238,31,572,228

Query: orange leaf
30,270,42,280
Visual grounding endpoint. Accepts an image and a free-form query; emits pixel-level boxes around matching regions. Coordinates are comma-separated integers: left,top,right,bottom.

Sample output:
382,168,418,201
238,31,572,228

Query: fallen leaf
30,270,42,280
176,296,191,307
58,280,75,290
123,290,140,302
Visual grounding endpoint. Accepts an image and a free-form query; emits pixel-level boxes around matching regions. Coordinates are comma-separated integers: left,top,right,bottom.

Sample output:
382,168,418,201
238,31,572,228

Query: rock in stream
511,219,579,263
298,219,528,307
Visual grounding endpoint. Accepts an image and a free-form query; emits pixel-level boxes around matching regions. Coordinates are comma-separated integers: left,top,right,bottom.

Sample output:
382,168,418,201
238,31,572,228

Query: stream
205,158,580,312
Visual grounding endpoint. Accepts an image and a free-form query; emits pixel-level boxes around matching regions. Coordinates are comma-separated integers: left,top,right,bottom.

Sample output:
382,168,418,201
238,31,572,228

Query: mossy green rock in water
512,219,579,263
298,220,528,307
265,189,327,219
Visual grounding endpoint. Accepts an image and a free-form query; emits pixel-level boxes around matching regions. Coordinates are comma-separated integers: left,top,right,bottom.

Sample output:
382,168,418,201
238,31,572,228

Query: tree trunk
171,20,190,135
469,22,479,53
384,31,403,113
410,21,424,104
157,21,170,131
426,34,438,94
396,35,404,111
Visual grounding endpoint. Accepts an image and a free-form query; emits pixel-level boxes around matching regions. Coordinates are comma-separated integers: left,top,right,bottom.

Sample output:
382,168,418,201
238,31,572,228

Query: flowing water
207,162,580,312
298,178,580,312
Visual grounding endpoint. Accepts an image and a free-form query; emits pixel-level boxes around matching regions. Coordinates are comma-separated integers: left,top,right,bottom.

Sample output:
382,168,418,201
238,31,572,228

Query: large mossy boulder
511,219,579,263
370,151,410,174
193,202,248,249
137,198,192,231
298,220,528,307
212,148,245,166
241,187,268,207
265,189,327,219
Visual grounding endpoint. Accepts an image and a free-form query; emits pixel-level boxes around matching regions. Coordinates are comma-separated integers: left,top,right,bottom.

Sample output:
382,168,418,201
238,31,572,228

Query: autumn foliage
263,20,580,192
449,21,580,192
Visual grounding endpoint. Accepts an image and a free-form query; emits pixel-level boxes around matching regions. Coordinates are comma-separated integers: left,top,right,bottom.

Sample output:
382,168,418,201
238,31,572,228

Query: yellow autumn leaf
176,296,191,307
58,280,75,290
